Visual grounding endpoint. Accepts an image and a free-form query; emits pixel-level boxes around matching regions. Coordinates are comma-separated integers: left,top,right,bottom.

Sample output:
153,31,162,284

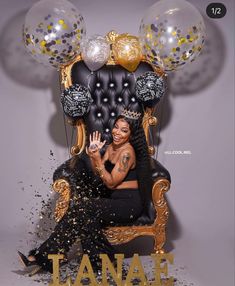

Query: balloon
61,84,93,119
23,0,86,69
136,72,166,107
139,0,206,72
81,35,110,71
112,34,142,72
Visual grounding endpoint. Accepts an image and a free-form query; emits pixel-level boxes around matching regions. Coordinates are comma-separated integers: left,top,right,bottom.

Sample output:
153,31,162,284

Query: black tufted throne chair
52,32,171,254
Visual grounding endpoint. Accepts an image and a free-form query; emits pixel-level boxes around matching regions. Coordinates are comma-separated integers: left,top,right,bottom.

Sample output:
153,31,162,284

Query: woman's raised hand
86,131,106,155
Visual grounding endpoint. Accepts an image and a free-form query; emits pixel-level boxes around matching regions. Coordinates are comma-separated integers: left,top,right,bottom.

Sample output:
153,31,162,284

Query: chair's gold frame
53,31,171,253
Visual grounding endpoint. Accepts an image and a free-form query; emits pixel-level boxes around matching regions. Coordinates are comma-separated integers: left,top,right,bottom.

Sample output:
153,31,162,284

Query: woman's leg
30,205,85,272
29,195,116,272
80,189,143,270
30,189,142,273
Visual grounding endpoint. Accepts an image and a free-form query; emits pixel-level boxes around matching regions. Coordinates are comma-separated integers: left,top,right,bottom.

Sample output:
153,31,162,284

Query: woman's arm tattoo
118,152,131,172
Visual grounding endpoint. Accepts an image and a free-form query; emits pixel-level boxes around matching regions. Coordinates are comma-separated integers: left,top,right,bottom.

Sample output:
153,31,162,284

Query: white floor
0,228,233,286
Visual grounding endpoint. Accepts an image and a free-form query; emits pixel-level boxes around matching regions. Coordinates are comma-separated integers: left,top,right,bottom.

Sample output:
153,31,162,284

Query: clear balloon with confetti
23,0,86,69
139,0,206,72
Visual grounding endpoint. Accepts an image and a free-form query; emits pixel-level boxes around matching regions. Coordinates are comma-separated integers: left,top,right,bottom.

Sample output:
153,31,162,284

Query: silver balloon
81,35,110,71
23,0,86,69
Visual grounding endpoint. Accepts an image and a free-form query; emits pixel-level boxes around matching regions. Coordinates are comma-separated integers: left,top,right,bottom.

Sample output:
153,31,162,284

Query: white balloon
81,35,110,71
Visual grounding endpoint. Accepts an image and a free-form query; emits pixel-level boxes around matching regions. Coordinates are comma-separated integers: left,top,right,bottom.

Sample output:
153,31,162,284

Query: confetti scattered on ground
16,151,196,285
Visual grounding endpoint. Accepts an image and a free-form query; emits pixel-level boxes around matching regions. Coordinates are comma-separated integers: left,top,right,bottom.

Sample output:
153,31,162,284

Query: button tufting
97,112,102,118
105,128,110,133
96,82,101,87
109,83,114,88
117,97,122,102
103,97,108,102
131,97,136,102
110,112,116,117
124,82,129,87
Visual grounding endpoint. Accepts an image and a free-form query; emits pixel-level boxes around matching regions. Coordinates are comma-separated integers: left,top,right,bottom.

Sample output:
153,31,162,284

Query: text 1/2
206,3,227,18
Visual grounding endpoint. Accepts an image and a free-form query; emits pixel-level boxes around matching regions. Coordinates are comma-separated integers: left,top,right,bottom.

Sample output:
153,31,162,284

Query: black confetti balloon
61,84,93,119
135,71,166,107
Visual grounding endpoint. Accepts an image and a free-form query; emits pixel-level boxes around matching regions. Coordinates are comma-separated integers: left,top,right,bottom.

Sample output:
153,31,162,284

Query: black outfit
30,167,142,273
104,160,137,181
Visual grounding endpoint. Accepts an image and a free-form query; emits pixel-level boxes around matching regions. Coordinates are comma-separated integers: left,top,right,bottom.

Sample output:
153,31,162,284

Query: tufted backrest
70,60,154,144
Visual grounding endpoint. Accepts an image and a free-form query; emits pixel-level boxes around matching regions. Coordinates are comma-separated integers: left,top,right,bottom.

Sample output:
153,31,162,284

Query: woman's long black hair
114,115,153,209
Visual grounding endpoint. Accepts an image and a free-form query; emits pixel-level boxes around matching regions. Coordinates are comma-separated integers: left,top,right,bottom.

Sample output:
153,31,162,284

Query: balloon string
62,112,71,158
70,126,75,153
155,89,167,161
87,71,94,91
58,74,71,158
128,72,136,81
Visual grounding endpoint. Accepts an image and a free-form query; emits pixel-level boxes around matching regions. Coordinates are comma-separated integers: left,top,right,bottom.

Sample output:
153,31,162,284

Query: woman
18,110,153,274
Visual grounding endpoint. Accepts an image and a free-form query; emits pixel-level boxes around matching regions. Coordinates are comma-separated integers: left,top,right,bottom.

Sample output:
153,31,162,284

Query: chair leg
152,178,171,254
154,232,165,254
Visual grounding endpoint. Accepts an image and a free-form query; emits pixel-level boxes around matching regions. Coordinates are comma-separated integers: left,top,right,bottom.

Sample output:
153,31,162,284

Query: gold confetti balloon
139,0,206,72
23,0,86,69
112,34,142,72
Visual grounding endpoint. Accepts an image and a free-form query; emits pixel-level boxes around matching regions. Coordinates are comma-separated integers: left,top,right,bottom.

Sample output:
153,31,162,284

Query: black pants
30,187,143,272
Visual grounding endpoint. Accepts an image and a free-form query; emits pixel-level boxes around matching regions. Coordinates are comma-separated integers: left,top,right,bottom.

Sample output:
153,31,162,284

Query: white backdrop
0,0,234,285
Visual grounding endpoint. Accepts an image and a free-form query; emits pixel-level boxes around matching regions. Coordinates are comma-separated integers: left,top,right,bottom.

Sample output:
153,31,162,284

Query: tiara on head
121,109,142,120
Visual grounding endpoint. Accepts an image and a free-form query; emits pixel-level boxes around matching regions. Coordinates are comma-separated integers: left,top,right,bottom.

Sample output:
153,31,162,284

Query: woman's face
112,118,131,146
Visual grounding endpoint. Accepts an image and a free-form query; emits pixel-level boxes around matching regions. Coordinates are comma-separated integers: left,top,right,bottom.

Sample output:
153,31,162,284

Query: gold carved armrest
152,178,170,253
52,179,71,222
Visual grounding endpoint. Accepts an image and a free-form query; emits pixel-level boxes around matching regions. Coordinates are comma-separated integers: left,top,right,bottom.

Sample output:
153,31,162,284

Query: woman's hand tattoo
89,144,98,150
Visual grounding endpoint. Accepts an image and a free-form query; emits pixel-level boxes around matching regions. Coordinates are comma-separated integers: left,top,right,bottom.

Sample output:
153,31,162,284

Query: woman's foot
18,251,37,267
18,251,42,276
